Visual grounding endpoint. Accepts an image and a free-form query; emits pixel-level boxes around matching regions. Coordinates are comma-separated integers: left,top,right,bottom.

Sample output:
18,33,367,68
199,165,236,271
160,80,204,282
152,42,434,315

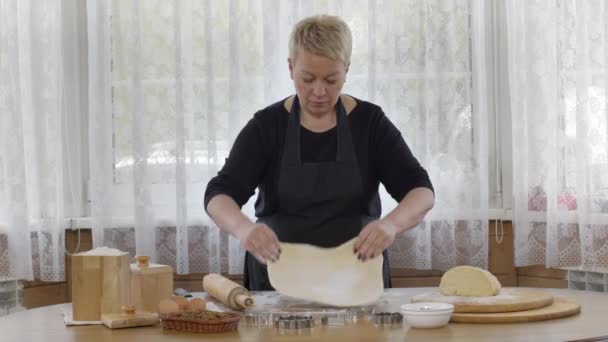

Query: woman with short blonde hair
288,15,352,64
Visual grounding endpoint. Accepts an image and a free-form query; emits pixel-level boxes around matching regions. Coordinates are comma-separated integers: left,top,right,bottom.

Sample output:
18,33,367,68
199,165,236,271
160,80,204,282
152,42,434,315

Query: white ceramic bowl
400,302,454,329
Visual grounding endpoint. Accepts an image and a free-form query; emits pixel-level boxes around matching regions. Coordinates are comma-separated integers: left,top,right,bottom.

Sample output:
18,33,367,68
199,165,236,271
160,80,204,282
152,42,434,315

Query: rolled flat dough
439,265,501,296
267,238,384,307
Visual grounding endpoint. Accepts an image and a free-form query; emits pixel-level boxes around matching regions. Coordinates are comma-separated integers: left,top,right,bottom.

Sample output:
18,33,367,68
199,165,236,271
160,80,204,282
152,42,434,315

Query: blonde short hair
289,15,352,64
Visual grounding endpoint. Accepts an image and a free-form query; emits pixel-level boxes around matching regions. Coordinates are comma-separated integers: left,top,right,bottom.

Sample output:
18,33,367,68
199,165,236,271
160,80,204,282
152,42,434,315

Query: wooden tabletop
2,287,608,342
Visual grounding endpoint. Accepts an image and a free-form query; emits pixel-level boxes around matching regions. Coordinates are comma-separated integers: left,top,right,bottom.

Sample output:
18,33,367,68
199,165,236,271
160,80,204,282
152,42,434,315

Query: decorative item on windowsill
0,278,24,317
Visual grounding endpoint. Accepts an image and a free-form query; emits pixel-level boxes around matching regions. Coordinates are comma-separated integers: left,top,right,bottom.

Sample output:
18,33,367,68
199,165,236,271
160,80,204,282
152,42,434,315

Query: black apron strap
283,95,355,167
382,250,392,288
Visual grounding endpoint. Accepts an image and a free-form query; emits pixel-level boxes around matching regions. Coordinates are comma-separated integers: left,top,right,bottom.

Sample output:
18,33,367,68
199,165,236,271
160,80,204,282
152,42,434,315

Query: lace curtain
0,0,85,281
506,0,608,268
5,0,606,281
87,0,490,275
1,0,490,280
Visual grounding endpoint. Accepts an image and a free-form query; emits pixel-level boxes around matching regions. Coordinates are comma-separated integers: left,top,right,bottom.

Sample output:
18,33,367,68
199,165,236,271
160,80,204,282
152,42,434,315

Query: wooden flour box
71,248,130,321
130,256,174,313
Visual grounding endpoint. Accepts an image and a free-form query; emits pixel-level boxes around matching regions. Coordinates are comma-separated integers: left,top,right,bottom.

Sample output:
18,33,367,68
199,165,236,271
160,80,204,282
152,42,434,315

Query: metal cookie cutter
242,312,273,327
372,312,403,327
274,315,315,329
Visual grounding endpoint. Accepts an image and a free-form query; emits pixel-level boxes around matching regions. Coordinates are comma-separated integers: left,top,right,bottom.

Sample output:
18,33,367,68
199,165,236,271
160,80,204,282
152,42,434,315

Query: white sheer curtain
0,0,84,281
506,0,608,268
86,0,490,275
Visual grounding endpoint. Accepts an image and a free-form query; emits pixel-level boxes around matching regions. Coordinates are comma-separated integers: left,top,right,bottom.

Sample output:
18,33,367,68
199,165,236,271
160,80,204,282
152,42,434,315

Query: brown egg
158,299,179,314
171,296,192,311
189,298,206,312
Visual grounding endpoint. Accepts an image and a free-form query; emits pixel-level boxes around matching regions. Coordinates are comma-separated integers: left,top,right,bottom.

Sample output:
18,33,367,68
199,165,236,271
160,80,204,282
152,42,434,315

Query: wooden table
2,288,607,341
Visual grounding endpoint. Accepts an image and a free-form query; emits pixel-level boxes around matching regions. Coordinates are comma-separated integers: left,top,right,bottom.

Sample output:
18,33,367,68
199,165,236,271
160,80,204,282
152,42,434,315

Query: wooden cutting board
450,297,581,323
410,288,554,313
101,312,159,329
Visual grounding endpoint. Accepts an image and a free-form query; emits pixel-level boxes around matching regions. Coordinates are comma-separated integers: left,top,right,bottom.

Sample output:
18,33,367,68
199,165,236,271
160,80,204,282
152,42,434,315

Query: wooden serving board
101,312,159,329
450,297,581,323
410,288,554,313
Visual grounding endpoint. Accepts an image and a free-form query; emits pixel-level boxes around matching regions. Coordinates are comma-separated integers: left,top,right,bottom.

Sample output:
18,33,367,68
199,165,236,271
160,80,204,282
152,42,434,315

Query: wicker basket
159,310,241,333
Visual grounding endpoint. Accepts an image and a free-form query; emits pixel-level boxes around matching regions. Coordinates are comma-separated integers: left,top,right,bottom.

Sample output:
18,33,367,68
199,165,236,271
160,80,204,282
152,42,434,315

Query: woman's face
289,50,348,116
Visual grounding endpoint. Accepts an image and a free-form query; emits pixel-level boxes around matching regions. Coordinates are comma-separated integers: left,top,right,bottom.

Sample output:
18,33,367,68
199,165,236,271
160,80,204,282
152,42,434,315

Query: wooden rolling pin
202,273,254,310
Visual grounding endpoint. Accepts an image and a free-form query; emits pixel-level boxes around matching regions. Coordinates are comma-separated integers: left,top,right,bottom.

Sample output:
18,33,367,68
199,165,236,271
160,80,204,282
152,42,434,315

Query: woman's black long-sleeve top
204,96,434,219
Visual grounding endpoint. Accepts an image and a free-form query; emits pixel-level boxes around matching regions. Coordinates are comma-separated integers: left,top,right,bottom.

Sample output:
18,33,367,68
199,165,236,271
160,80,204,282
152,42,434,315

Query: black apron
243,96,392,291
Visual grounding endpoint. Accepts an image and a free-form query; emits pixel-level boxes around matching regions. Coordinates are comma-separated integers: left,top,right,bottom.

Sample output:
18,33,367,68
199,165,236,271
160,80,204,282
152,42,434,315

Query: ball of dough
439,265,501,297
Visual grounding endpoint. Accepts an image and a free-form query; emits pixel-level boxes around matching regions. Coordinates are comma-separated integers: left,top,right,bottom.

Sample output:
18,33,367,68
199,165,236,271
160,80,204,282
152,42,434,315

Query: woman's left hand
354,219,398,262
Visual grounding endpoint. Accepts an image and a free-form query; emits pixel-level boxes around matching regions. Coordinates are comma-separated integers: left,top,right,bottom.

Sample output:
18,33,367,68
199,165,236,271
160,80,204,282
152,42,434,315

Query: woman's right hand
238,223,281,265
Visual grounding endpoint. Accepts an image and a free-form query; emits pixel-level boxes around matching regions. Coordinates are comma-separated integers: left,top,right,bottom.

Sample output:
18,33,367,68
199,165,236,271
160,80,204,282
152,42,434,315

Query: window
105,0,503,220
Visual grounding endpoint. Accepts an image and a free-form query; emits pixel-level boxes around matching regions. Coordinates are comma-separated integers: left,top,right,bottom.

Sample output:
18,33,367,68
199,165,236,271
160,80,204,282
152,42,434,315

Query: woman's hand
354,219,398,262
238,223,281,265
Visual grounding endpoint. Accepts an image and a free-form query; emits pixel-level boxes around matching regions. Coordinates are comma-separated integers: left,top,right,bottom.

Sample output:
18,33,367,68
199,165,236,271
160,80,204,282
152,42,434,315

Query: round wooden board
450,297,581,323
410,288,554,313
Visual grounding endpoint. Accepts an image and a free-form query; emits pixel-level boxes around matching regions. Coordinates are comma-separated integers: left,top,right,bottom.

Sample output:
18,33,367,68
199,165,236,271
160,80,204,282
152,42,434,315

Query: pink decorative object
528,187,578,211
528,186,547,211
558,192,577,210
